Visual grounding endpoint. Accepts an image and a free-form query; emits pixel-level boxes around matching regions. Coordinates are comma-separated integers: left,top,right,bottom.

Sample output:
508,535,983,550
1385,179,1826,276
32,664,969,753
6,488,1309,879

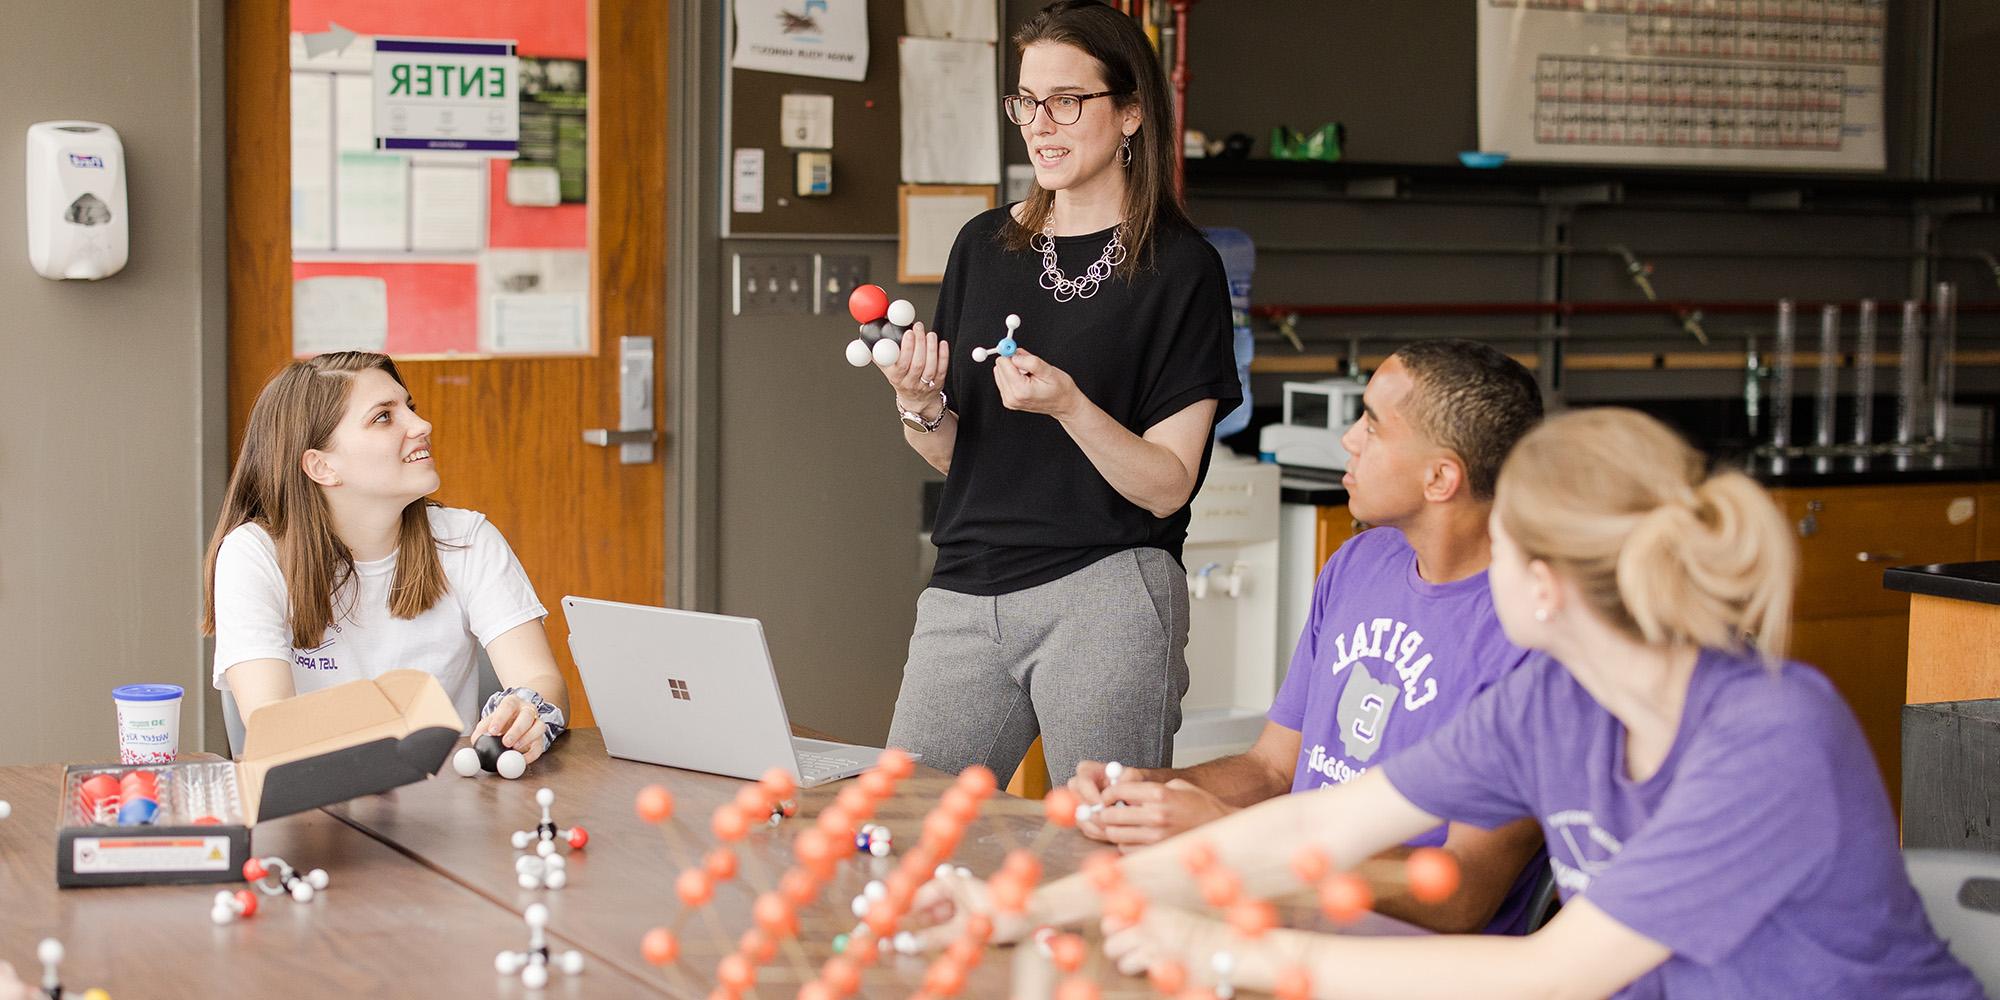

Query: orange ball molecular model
628,749,1461,999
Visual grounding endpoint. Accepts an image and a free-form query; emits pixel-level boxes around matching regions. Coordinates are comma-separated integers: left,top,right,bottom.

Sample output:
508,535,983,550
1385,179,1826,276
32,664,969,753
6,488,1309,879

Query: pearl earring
1533,607,1551,623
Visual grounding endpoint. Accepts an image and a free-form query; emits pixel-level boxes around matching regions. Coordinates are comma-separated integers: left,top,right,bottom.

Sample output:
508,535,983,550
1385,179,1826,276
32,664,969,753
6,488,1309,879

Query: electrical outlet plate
819,254,870,317
732,253,816,315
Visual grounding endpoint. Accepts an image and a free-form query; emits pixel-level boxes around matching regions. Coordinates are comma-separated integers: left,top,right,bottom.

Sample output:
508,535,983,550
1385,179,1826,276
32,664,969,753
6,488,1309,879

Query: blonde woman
202,352,568,769
919,408,1979,998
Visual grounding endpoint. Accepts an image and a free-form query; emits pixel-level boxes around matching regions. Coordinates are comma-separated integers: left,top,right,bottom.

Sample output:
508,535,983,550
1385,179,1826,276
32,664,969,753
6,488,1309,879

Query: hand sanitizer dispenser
25,121,128,280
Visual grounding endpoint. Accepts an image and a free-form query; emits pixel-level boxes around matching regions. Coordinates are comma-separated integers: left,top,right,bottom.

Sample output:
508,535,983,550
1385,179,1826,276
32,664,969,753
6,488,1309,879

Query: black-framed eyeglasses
1002,91,1125,126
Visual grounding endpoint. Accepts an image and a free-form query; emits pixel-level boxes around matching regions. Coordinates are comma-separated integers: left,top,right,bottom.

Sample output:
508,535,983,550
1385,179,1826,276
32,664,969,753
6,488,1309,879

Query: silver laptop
562,596,891,787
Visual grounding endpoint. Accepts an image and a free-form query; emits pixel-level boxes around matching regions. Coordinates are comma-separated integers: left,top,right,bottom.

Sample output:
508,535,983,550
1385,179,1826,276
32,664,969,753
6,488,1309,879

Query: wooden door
225,1,670,727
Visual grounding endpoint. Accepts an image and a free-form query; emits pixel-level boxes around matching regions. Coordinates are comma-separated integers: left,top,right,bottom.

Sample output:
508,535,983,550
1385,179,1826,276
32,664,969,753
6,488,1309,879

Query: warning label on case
73,836,233,874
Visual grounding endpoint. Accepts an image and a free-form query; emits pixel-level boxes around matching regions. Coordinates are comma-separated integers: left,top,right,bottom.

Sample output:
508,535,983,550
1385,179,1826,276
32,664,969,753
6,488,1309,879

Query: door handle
1855,551,1906,563
582,429,655,447
586,336,655,464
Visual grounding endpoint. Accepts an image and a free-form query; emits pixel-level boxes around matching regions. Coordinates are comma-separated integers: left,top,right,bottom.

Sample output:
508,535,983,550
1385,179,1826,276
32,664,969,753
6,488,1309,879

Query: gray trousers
885,548,1190,787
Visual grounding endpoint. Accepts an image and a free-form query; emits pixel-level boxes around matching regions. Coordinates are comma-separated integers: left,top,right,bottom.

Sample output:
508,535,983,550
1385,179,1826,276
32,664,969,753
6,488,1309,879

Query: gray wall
0,0,226,764
713,0,1999,747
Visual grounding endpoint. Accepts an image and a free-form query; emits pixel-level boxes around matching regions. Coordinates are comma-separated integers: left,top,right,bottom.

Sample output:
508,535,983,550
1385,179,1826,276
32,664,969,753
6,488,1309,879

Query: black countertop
1732,445,2000,488
1272,446,1998,507
1884,562,2000,606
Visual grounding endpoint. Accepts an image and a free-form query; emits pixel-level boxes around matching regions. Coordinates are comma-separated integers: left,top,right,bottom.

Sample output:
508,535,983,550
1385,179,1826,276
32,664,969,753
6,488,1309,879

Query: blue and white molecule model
970,314,1023,363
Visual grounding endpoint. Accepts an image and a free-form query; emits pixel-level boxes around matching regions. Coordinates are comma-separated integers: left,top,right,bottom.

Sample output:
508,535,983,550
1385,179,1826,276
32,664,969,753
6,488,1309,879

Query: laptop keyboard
797,749,859,779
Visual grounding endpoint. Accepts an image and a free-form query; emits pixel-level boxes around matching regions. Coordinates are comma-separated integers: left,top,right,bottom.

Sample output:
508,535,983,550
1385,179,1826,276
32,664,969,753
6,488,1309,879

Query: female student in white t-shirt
202,351,569,768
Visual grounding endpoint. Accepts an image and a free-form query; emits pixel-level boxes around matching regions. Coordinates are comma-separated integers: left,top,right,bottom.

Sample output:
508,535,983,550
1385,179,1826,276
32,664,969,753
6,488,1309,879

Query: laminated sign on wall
733,0,870,83
373,37,521,155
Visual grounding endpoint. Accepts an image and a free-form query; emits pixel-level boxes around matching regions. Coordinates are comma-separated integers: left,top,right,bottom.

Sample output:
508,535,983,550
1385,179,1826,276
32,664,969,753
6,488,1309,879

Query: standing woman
203,352,570,769
880,0,1240,785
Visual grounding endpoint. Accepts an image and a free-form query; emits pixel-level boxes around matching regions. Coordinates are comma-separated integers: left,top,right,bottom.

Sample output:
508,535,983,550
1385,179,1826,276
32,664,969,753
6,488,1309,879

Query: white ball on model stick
886,299,916,328
872,336,900,367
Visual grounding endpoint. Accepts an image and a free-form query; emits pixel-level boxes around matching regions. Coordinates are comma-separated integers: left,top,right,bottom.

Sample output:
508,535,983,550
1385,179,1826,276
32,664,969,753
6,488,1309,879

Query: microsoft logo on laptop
668,678,691,701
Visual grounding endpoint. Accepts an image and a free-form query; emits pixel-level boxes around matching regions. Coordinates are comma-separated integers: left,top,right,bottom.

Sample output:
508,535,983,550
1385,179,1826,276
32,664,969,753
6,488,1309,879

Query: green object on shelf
1272,123,1344,162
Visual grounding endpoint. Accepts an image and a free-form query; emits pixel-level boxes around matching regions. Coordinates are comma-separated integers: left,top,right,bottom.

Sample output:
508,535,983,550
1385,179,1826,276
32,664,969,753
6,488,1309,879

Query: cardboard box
57,670,463,887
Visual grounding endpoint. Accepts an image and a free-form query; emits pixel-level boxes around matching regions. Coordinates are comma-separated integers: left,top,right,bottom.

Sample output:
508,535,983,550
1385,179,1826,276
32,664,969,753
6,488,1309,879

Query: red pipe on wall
1251,300,2000,320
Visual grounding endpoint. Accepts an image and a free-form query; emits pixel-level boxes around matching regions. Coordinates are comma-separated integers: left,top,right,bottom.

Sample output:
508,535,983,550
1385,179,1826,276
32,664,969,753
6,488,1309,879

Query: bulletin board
288,0,590,358
726,2,911,236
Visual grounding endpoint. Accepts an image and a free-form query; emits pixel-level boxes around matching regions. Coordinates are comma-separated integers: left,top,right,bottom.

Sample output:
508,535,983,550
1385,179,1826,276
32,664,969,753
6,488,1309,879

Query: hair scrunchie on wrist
481,685,567,755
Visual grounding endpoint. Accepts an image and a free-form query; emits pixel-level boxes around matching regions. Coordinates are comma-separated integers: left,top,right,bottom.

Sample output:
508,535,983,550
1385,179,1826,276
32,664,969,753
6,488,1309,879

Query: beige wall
0,0,226,764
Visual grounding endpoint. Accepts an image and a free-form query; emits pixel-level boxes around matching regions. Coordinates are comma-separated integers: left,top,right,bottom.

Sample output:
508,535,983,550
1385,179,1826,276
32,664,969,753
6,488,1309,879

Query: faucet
1612,244,1710,346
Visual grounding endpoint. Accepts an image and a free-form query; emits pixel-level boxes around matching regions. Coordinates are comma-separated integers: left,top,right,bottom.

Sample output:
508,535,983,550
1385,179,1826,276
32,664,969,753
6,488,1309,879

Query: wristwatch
898,392,949,433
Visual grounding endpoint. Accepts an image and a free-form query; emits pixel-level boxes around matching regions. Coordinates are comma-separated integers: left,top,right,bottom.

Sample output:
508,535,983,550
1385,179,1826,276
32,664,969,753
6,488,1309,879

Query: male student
1070,339,1547,934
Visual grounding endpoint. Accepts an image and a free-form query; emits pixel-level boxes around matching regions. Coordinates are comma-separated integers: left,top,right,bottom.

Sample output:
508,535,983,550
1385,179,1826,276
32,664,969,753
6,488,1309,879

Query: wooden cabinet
1977,485,2000,561
1772,483,1982,810
1314,504,1357,568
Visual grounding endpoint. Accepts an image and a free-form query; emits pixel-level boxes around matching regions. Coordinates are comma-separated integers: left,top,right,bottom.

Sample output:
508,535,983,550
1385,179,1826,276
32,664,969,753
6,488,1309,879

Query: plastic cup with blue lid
114,683,184,765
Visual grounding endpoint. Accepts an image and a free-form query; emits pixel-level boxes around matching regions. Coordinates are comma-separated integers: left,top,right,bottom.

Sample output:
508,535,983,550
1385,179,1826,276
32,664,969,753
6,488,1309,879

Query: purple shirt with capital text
1269,526,1540,933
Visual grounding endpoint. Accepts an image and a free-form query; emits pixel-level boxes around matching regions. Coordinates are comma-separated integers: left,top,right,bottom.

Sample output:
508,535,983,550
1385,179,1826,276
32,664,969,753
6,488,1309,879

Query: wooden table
4,731,1422,998
332,728,1120,996
0,761,661,997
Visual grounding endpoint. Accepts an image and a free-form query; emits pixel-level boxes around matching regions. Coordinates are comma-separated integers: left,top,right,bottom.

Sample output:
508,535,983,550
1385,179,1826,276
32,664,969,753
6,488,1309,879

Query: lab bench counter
1888,561,2000,708
1885,561,2000,606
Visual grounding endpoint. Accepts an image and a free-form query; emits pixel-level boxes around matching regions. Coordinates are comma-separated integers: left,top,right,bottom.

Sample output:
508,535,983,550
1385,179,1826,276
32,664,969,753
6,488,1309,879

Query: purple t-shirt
1269,526,1541,933
1383,648,1981,998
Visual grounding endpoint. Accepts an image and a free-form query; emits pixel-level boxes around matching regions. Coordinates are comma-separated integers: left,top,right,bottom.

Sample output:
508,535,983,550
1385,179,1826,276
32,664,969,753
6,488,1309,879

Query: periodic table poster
1477,0,1886,171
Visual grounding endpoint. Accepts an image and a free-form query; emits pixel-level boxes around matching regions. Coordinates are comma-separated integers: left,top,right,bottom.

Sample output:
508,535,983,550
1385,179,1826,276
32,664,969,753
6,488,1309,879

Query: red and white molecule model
512,787,589,858
495,903,585,989
34,939,111,1000
845,284,917,368
209,888,260,925
243,855,330,903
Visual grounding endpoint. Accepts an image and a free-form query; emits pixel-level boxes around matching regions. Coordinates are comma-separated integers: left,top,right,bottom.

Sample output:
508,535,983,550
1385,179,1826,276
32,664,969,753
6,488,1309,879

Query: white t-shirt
211,506,547,729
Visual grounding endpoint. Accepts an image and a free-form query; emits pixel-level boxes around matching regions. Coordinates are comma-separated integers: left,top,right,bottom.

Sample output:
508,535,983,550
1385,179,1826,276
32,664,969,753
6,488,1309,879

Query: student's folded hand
1093,778,1232,851
908,865,1032,952
0,960,25,1000
1101,904,1229,984
476,695,549,767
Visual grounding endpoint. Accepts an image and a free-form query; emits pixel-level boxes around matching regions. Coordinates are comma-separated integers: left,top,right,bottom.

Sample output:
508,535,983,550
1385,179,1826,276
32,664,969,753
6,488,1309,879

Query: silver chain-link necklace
1032,214,1126,303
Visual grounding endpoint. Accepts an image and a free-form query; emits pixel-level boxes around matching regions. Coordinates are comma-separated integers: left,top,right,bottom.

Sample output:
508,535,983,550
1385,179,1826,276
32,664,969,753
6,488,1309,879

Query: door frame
221,0,686,708
667,0,721,611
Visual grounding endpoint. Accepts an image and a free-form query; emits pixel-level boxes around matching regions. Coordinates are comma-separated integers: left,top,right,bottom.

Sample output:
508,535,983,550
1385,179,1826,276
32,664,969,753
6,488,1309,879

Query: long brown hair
201,352,449,647
1496,408,1795,662
1003,0,1192,278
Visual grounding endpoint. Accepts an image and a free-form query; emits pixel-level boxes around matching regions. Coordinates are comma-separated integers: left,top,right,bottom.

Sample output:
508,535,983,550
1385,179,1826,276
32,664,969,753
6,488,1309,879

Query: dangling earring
1119,134,1132,167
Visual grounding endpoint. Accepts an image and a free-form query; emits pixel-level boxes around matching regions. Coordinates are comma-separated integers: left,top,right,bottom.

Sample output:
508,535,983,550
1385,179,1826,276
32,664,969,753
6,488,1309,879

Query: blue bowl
1458,151,1509,169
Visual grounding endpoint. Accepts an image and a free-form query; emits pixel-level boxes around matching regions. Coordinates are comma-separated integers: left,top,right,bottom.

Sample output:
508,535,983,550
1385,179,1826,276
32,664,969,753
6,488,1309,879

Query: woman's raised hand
880,322,951,414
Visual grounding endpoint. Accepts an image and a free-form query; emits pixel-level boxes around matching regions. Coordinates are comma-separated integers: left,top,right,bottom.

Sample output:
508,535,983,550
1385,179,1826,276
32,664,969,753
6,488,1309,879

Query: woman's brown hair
201,352,448,647
1002,0,1193,278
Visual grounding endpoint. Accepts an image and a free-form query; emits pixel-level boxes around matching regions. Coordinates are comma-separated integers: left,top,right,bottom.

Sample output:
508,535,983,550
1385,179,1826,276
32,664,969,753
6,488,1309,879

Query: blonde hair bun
1497,408,1795,660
